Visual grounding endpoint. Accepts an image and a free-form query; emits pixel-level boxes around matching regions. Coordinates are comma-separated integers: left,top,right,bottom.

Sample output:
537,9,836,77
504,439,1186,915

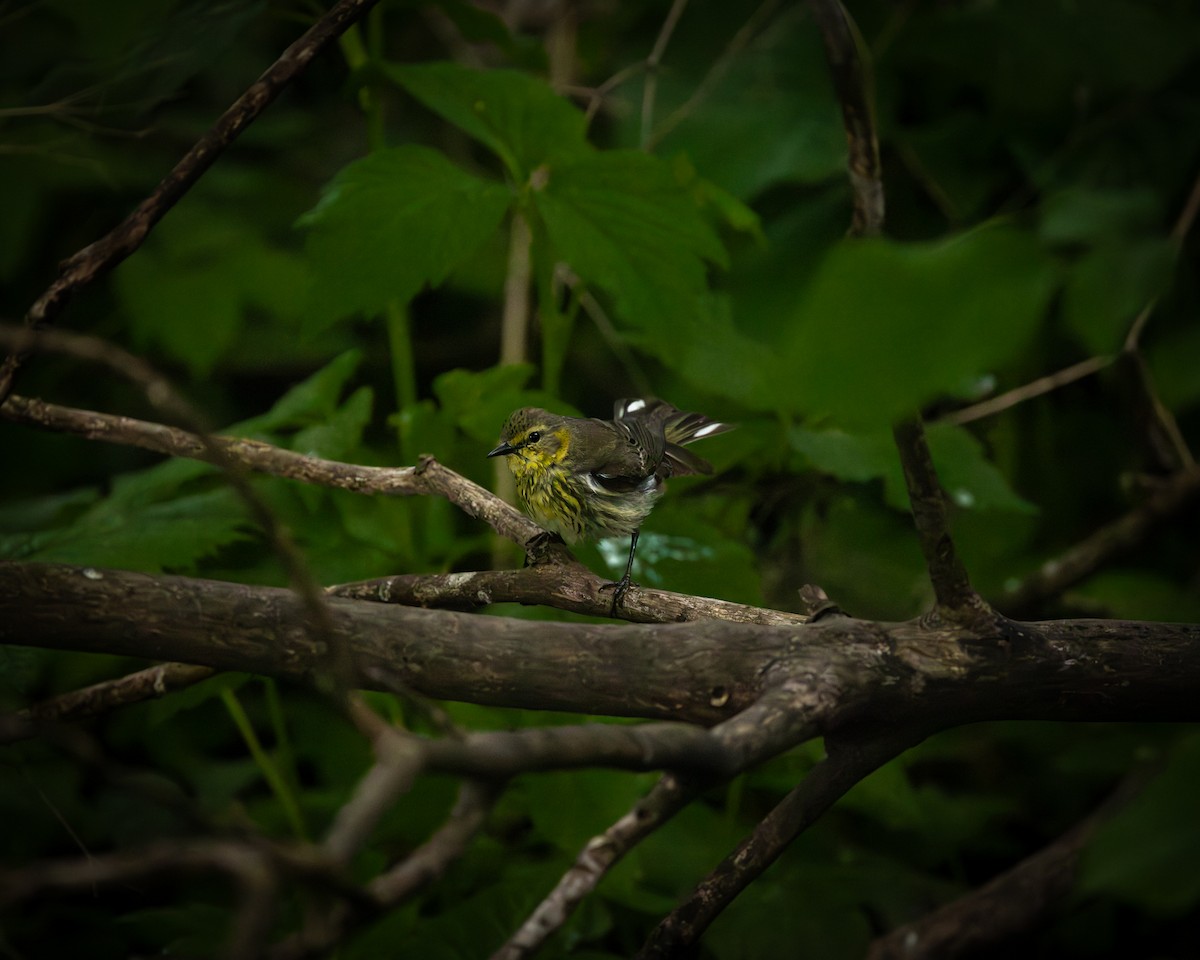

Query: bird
487,398,732,615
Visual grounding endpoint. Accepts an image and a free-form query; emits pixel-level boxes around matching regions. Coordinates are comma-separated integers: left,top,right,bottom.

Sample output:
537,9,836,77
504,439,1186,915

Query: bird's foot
599,574,633,618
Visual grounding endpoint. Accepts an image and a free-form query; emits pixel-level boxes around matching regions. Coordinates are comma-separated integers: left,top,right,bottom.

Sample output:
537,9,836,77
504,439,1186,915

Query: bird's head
487,408,570,476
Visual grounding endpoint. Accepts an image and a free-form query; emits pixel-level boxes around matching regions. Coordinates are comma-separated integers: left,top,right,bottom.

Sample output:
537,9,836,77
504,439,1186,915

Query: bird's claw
599,575,632,617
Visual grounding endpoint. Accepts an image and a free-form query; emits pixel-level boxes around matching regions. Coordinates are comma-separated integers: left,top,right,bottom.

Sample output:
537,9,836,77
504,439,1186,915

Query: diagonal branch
0,392,540,545
492,686,833,959
866,769,1150,959
638,722,931,958
3,662,215,744
1001,465,1200,617
0,0,385,402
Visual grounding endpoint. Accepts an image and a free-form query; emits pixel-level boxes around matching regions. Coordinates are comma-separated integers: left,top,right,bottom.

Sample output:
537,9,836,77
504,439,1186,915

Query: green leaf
386,61,589,179
791,426,898,484
781,224,1057,426
533,150,727,341
234,350,363,435
292,386,373,461
1147,323,1200,412
299,146,512,328
1061,239,1176,354
922,423,1037,514
113,205,308,376
433,364,567,443
644,11,845,199
792,423,1034,515
22,488,250,573
1040,186,1163,247
520,769,655,854
1080,732,1200,915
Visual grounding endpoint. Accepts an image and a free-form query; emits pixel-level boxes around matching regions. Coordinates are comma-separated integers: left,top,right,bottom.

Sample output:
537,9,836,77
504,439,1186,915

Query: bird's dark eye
527,431,541,443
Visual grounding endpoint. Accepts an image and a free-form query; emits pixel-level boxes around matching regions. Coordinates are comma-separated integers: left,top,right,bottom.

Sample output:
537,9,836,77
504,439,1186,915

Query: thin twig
1001,466,1200,617
647,0,784,150
3,663,215,744
1126,163,1200,351
939,355,1111,427
492,772,697,960
0,0,385,403
640,0,690,148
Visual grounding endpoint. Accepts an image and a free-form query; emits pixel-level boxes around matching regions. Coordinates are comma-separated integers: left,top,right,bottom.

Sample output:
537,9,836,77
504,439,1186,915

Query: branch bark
6,562,1200,728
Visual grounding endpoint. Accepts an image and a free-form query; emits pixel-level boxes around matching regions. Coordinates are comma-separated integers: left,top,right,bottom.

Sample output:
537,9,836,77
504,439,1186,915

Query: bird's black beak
487,440,518,458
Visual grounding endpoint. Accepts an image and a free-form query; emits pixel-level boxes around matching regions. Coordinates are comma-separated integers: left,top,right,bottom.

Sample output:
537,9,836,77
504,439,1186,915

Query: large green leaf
386,61,590,179
113,205,308,376
791,422,1035,514
533,150,727,341
299,145,511,328
779,224,1056,425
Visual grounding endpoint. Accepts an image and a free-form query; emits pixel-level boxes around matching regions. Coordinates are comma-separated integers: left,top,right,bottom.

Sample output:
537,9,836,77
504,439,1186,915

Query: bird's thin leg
602,528,639,617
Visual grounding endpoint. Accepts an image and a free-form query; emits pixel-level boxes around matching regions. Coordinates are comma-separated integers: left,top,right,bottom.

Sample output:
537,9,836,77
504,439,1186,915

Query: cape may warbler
487,398,731,614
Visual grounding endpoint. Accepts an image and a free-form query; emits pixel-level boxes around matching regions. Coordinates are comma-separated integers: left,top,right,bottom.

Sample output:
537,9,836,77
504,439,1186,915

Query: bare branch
369,778,500,903
866,770,1149,959
809,0,884,236
0,0,385,401
638,723,930,957
8,562,1200,725
493,772,697,960
0,393,540,545
647,0,783,150
939,355,1111,427
495,687,870,959
640,0,690,147
0,839,324,960
892,419,989,621
330,566,807,626
3,662,214,744
1001,466,1200,617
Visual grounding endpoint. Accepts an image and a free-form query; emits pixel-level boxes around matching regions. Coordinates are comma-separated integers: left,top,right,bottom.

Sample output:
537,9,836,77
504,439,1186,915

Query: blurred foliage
2,0,1200,956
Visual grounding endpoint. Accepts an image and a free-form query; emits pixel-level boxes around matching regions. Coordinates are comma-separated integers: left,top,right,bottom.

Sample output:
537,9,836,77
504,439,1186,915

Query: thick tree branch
6,562,1200,726
0,0,385,401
